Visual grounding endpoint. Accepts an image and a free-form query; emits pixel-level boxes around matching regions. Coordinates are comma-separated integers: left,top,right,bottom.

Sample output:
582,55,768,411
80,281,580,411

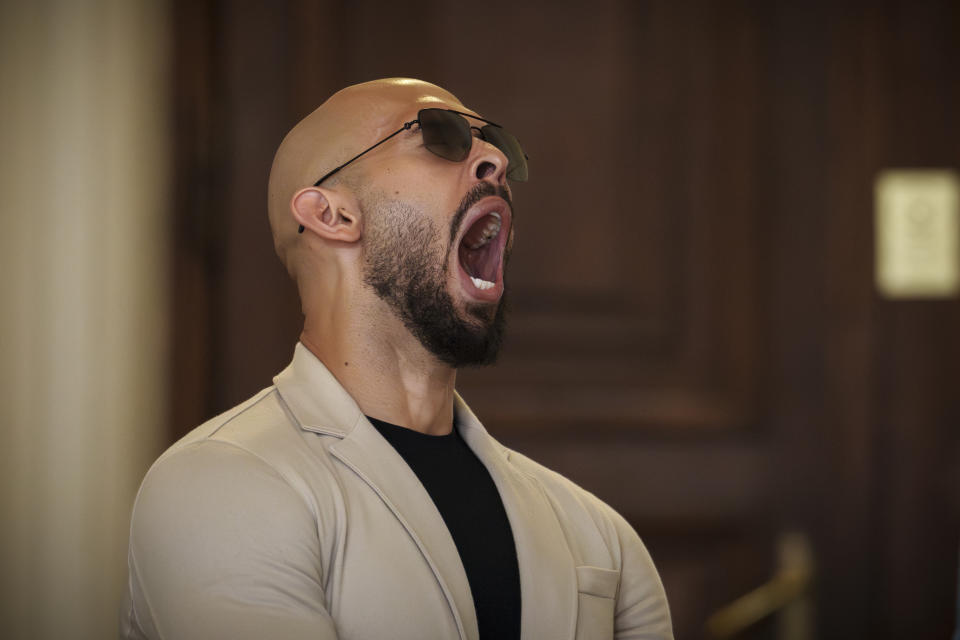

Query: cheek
371,162,469,247
379,171,443,209
381,157,464,203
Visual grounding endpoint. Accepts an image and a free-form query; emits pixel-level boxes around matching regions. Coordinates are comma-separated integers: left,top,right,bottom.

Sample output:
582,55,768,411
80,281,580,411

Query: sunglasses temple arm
447,109,502,129
312,120,417,187
297,120,418,234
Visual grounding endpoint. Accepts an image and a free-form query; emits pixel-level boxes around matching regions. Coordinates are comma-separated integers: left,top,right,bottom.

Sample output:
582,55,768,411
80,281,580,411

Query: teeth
470,276,495,290
465,212,502,249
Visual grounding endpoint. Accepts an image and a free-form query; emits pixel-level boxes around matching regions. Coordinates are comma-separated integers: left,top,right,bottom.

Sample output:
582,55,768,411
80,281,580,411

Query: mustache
448,182,513,247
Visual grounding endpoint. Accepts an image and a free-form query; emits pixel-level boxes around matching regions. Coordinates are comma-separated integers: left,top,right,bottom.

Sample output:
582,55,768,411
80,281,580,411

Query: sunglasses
298,108,528,233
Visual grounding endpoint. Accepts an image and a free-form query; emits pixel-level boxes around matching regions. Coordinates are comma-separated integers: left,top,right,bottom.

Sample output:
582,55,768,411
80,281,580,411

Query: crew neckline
366,415,457,439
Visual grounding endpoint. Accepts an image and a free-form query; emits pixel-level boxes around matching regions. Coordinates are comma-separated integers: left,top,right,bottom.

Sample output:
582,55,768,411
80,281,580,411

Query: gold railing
705,532,815,640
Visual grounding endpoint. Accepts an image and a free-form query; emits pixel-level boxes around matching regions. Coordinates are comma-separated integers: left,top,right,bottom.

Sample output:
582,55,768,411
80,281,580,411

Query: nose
468,133,508,186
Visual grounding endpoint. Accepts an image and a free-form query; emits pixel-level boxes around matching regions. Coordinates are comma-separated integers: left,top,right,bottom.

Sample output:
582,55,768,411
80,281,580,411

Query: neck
300,303,457,436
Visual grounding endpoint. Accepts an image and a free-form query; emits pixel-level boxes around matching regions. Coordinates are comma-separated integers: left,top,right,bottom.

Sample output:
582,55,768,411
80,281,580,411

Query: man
121,78,672,639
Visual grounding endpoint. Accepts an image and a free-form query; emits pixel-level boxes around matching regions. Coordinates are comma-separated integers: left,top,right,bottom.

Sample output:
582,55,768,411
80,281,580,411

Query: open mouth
456,200,510,298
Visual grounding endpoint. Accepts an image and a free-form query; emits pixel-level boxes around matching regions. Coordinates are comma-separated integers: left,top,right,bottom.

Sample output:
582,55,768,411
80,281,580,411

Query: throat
458,212,503,282
458,233,500,282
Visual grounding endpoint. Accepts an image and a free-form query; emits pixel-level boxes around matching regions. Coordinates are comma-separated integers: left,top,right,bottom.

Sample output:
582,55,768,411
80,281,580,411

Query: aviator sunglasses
298,108,528,233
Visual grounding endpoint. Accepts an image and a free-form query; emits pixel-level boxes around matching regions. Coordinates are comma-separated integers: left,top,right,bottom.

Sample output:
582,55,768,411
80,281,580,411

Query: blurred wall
0,1,170,638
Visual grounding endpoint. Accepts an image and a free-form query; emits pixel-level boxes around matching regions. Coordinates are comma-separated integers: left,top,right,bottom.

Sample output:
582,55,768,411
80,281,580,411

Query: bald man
121,79,672,640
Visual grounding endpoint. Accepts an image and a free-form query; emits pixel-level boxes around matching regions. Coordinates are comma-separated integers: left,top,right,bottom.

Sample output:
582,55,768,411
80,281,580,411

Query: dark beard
361,186,510,367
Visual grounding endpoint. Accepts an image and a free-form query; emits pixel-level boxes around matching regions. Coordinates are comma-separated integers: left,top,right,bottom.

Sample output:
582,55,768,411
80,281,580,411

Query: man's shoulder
140,384,335,511
499,443,635,546
158,384,320,471
505,445,606,507
124,388,335,640
165,385,286,454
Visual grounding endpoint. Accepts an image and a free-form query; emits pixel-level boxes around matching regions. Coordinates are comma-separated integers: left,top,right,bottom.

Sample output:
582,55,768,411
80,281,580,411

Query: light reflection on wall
0,1,170,637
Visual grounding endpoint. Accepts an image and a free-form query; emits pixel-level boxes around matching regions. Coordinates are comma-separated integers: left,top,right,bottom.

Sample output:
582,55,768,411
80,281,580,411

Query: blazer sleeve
611,510,673,639
122,440,339,640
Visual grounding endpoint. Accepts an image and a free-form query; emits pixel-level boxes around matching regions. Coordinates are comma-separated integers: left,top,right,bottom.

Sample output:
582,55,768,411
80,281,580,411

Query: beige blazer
122,343,672,639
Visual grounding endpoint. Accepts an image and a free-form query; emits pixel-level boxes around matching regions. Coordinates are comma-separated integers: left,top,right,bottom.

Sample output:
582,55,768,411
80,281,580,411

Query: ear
291,187,361,243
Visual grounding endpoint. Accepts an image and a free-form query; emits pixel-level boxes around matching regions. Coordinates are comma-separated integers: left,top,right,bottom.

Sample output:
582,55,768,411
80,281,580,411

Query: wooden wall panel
455,1,764,435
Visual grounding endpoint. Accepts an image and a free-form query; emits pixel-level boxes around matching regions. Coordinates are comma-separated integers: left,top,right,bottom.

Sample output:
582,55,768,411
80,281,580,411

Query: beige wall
0,1,170,637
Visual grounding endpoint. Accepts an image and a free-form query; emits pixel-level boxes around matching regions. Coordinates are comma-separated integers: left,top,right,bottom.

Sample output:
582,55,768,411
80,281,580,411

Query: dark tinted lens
418,109,472,161
481,126,528,182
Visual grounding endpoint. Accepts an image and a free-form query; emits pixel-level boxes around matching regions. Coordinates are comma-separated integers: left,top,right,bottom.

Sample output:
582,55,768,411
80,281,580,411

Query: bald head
267,78,466,275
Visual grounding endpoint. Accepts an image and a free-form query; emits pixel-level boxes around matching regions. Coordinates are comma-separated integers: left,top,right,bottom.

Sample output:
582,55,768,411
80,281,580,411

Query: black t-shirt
367,416,522,640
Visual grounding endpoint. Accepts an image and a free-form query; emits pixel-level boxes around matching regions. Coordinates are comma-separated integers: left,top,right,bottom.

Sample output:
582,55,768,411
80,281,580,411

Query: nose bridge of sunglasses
477,125,513,161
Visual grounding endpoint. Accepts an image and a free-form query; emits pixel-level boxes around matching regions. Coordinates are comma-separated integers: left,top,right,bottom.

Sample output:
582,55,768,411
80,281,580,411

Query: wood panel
456,0,763,435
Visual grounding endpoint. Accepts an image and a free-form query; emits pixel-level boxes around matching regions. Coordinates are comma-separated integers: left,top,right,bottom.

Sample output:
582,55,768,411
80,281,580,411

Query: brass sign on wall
875,170,960,299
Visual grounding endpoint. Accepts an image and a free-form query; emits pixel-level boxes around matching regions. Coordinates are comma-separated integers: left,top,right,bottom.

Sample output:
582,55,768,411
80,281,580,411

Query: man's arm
123,440,338,640
611,510,673,639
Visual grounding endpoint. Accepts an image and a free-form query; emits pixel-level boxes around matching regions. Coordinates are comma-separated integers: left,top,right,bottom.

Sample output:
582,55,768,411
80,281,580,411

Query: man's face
356,105,515,366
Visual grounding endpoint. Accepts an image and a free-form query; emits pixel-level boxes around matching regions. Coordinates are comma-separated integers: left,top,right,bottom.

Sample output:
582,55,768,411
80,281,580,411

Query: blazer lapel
456,395,578,640
274,344,478,640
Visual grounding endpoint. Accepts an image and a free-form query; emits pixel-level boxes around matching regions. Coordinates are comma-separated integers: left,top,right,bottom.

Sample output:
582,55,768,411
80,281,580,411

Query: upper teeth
470,276,495,290
465,212,502,249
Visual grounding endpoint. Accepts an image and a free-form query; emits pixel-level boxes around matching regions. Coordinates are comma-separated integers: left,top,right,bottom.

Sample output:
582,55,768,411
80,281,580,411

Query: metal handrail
705,532,815,640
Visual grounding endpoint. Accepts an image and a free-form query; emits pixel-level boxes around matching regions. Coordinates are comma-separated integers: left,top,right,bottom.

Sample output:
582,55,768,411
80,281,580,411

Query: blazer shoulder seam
203,386,280,439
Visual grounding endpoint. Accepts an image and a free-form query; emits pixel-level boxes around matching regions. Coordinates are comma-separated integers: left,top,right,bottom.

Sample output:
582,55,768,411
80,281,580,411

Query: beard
360,184,510,368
